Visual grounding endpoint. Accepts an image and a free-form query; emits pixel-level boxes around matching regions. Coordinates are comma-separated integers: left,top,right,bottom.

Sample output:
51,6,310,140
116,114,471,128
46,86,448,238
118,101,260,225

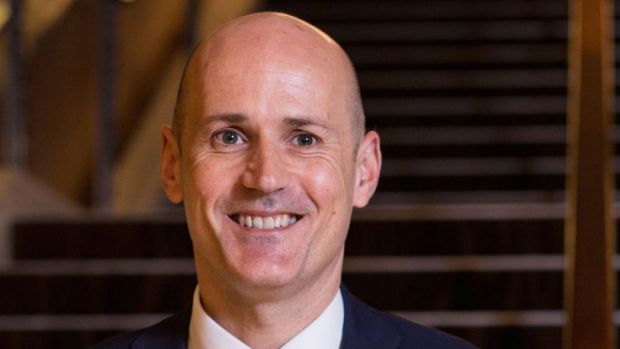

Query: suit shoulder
343,289,477,349
87,309,190,349
382,312,477,349
88,329,144,349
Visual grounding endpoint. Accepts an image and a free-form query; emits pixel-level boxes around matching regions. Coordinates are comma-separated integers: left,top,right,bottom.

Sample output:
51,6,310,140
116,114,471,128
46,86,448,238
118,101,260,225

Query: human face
161,31,380,295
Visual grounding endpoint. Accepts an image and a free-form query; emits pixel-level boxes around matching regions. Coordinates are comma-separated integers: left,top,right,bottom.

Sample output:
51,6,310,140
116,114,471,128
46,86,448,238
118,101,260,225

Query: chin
233,259,304,290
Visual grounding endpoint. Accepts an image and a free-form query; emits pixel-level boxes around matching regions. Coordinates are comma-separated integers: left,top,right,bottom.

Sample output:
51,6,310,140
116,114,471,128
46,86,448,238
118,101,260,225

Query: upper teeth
238,214,297,229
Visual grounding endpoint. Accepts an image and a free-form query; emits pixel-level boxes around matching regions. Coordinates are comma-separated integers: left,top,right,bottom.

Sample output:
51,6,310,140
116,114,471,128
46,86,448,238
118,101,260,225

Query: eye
293,133,318,147
214,129,245,145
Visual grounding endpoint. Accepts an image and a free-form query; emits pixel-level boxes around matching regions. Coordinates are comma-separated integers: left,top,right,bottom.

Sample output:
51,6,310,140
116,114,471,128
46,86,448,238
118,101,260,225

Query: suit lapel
132,306,191,349
340,286,403,349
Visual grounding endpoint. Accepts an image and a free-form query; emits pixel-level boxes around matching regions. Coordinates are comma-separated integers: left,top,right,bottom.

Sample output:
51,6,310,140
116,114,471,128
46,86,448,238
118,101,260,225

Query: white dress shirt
188,286,344,349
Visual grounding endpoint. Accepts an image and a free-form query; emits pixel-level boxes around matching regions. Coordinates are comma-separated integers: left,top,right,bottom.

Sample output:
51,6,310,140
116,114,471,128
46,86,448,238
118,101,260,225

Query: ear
161,125,183,204
353,130,382,208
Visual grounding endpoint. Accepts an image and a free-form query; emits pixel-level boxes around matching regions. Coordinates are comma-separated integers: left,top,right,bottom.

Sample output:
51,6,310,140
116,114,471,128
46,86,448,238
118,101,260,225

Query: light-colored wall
9,0,259,207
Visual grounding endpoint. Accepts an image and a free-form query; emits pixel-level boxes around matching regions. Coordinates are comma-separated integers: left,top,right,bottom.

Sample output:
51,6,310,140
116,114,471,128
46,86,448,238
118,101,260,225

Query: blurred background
0,0,594,347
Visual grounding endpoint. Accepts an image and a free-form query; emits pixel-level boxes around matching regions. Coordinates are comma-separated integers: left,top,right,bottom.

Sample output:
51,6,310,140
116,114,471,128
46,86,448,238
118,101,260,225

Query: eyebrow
204,113,248,124
199,113,335,135
194,113,247,132
283,116,335,135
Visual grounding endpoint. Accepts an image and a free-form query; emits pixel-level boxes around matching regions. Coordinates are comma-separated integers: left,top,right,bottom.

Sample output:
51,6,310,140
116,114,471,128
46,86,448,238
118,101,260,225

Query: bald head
172,12,364,149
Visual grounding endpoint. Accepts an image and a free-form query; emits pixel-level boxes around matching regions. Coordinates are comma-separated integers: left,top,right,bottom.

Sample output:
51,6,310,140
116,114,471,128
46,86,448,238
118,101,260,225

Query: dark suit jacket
90,287,476,349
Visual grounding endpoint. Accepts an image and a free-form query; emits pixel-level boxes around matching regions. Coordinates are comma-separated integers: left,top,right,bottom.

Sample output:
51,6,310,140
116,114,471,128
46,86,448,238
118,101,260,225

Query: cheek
182,159,238,232
294,158,353,266
183,161,237,263
185,155,240,198
293,156,354,210
183,168,216,216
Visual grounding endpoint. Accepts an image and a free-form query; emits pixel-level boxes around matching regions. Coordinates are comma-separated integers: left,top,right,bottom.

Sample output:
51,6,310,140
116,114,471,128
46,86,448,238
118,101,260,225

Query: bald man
91,12,475,349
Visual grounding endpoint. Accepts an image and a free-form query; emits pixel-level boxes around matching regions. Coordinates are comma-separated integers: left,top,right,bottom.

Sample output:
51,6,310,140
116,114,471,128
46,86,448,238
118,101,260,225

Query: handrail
564,0,616,347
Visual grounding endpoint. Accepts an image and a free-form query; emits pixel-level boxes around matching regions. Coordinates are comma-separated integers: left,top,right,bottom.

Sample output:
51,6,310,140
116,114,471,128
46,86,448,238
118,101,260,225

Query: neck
196,260,342,349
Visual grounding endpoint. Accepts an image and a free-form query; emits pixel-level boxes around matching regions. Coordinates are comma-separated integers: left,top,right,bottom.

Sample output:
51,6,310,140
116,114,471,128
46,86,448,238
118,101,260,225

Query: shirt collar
188,286,344,349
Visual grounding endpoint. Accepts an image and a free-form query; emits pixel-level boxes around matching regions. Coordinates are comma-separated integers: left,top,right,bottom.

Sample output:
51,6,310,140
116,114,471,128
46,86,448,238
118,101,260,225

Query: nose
241,139,289,193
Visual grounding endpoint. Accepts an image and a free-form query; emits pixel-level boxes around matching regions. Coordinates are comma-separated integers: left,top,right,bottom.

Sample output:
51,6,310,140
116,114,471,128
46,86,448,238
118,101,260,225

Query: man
92,12,475,349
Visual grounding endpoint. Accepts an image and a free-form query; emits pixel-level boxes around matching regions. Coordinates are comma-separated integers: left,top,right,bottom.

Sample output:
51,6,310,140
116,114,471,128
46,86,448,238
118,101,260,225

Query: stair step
0,321,563,349
346,43,566,66
344,272,563,311
381,144,565,158
378,174,564,191
382,157,564,176
12,220,191,259
358,69,566,90
364,96,565,116
368,113,566,127
369,191,565,204
264,0,567,21
0,272,564,313
377,126,565,144
0,274,194,314
363,87,565,98
12,216,565,259
317,20,566,43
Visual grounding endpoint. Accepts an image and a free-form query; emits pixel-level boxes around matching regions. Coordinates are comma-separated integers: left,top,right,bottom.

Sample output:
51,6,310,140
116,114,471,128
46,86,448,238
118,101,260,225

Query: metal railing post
3,0,25,168
185,0,199,55
94,0,119,209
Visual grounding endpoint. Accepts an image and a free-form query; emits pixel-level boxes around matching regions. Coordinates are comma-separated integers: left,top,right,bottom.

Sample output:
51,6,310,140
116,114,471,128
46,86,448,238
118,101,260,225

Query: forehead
192,31,348,124
207,69,329,116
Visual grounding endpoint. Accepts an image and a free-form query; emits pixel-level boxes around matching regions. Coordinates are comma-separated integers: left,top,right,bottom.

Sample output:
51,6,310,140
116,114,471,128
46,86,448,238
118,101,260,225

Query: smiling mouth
230,214,301,229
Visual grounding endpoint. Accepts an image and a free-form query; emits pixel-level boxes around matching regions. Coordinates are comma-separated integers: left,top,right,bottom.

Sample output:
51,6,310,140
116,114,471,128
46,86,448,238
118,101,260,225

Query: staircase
0,0,582,348
264,0,570,346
